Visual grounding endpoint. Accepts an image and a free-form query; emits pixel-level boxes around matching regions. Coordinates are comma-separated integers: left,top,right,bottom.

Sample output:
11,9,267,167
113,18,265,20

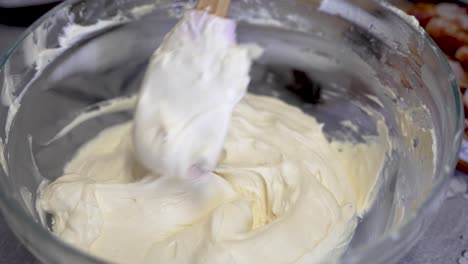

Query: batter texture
39,94,390,264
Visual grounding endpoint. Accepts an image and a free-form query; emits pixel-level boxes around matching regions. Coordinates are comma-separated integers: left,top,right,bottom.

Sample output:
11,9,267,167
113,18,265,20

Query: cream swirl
39,94,390,264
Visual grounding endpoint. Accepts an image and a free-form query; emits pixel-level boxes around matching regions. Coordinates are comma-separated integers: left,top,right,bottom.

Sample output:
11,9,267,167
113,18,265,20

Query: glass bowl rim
0,0,463,263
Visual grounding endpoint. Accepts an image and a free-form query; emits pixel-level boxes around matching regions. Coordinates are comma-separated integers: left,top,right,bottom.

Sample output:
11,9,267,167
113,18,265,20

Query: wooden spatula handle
197,0,231,17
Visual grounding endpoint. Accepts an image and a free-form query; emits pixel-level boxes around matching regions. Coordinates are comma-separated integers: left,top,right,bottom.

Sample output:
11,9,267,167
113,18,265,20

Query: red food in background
425,18,468,56
435,3,468,30
455,45,468,67
408,1,468,171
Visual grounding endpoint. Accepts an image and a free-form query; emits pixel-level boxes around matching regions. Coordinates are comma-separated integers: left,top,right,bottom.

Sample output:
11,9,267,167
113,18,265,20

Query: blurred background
0,1,467,263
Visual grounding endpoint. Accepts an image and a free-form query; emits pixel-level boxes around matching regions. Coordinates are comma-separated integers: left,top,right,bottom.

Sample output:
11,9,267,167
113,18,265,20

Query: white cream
39,94,390,264
38,8,391,264
133,11,261,179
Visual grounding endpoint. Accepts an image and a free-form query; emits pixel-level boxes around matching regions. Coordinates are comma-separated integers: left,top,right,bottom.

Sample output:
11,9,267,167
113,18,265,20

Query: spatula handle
197,0,231,17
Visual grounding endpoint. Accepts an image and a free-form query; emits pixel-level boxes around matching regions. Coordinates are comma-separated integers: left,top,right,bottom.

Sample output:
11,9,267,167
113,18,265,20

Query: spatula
197,0,231,17
133,0,259,179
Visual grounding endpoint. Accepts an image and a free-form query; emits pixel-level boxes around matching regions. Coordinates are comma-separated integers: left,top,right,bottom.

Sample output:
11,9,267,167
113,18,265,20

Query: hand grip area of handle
197,0,231,17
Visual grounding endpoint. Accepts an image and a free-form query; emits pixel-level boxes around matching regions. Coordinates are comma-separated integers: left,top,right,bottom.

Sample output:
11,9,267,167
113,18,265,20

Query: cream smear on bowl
37,9,392,264
0,1,439,264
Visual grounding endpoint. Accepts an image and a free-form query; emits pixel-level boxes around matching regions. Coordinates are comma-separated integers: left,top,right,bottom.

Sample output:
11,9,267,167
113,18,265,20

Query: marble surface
1,24,468,264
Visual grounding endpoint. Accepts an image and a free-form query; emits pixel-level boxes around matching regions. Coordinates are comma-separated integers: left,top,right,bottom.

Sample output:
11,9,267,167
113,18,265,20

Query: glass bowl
0,0,463,263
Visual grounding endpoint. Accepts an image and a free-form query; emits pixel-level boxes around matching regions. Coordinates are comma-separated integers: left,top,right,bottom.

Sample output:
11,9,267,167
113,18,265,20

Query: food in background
409,3,468,86
407,2,468,171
